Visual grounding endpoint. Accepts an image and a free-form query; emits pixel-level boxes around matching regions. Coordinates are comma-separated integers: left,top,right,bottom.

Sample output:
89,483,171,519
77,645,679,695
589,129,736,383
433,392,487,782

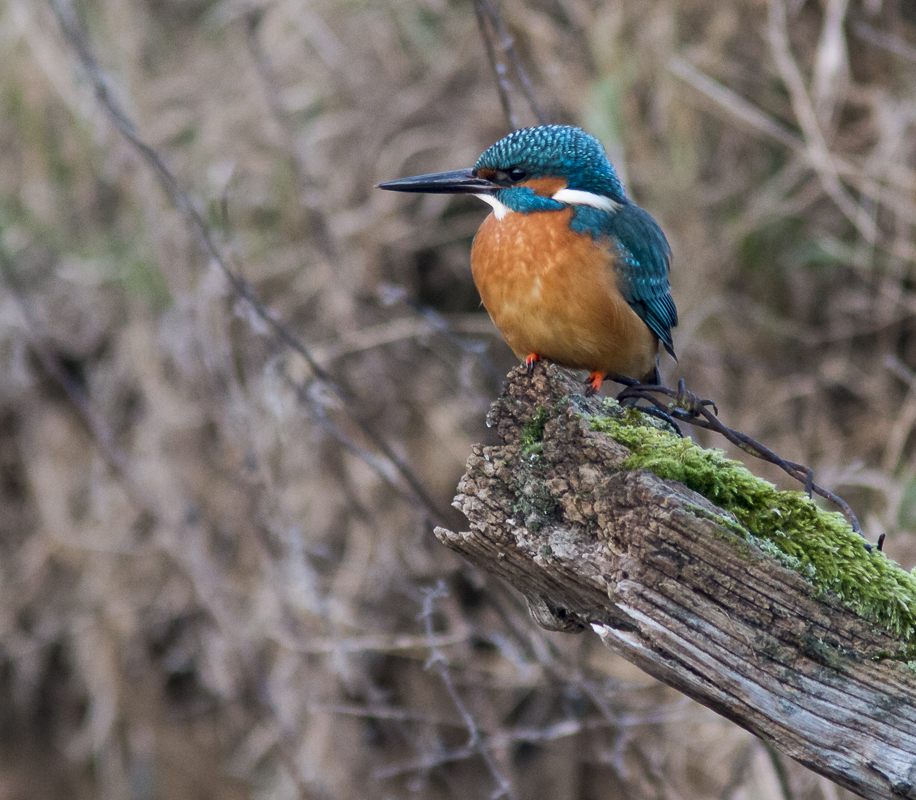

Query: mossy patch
588,405,916,653
520,407,550,456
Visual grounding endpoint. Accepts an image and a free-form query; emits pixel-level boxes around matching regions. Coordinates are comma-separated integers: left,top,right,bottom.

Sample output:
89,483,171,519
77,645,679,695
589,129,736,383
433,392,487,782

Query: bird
376,125,677,396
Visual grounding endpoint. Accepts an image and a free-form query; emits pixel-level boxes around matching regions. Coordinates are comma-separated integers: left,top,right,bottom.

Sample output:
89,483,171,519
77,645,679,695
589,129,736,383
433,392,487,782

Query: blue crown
474,125,626,201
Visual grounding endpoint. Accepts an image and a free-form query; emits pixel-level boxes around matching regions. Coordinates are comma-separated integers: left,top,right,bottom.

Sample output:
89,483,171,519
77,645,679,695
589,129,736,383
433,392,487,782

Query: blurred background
1,0,915,797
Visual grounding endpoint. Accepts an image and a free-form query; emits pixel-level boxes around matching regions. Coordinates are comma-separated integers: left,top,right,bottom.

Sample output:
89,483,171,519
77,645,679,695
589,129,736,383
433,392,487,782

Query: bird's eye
495,167,527,184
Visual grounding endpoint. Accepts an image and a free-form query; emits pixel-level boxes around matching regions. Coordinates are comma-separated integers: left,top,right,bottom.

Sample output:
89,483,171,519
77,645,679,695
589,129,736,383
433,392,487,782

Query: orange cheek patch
521,177,567,196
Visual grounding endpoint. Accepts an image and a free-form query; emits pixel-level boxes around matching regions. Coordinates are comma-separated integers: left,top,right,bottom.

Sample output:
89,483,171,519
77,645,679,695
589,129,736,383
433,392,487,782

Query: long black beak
376,168,497,195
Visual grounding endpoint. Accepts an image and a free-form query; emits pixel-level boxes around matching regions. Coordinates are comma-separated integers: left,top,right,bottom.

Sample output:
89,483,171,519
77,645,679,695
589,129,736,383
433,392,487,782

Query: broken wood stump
435,362,916,800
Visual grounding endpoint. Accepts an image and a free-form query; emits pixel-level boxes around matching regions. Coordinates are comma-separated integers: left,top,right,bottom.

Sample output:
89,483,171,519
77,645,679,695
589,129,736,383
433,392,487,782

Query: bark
435,362,916,800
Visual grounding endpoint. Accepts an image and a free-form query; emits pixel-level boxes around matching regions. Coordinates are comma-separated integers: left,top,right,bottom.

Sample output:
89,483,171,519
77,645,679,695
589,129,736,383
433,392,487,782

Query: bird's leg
525,353,542,376
605,372,640,388
616,379,717,419
584,371,604,397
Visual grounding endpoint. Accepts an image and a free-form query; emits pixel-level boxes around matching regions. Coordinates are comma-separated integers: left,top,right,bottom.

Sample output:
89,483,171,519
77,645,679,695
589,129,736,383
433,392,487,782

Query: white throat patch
551,188,621,213
475,193,512,220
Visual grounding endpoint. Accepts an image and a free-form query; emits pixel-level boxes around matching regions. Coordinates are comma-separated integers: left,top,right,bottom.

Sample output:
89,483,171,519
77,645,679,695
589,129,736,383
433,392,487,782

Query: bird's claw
616,379,717,422
525,353,542,377
671,378,718,417
584,371,604,396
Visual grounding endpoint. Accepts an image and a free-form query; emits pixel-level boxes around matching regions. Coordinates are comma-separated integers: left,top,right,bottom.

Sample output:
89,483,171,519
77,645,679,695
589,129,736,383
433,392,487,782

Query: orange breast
470,207,658,381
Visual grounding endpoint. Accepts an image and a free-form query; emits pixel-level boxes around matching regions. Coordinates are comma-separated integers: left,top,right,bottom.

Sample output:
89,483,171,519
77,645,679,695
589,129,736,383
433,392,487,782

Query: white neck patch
475,193,512,220
551,188,621,213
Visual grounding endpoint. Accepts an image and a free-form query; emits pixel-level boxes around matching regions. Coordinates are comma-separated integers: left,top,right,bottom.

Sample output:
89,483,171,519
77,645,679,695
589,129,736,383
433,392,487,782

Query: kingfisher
377,125,677,395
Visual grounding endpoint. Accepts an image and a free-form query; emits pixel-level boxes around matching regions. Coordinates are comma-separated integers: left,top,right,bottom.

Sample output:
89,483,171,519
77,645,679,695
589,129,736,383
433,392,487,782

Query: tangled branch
617,380,871,545
473,0,548,129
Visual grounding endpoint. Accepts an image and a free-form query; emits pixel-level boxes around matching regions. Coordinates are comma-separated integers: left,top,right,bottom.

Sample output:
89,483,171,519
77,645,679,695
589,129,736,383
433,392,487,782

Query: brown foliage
0,0,915,798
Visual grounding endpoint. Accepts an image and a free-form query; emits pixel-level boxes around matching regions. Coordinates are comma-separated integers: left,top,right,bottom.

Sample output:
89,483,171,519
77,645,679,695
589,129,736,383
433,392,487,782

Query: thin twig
481,0,548,125
0,243,159,521
242,9,338,262
277,362,439,519
473,0,518,130
419,583,518,800
767,0,878,244
811,0,850,131
616,380,866,541
272,631,467,655
50,0,448,527
378,284,505,384
474,0,548,128
853,20,916,63
668,55,916,230
668,56,803,151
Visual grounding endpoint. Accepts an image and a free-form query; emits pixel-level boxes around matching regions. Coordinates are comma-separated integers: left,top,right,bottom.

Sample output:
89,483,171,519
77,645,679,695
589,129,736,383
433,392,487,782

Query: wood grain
435,362,916,800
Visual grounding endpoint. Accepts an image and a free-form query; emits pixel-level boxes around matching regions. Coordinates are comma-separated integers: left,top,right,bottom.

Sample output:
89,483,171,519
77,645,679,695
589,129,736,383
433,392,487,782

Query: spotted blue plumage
475,125,626,200
475,125,677,358
599,204,677,359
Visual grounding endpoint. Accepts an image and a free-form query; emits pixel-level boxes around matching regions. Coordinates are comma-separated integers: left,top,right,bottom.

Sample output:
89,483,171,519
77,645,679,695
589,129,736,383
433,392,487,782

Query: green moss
520,407,550,456
589,406,916,653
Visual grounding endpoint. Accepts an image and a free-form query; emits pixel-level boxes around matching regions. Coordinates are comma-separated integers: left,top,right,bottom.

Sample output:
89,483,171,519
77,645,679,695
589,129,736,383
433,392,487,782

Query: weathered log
435,362,916,800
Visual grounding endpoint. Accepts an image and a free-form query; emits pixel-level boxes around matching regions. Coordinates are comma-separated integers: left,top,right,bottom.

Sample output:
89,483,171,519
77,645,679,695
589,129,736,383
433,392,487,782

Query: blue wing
572,203,678,358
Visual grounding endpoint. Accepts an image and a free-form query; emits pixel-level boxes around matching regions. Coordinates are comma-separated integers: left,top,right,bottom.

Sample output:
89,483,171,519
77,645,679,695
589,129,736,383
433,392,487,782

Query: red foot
584,371,605,396
525,353,542,376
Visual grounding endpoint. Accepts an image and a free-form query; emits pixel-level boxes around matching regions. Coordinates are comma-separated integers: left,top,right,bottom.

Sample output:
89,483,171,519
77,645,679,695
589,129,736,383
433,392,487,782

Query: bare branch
473,0,549,128
420,583,518,800
853,20,916,63
50,0,448,526
474,0,518,130
767,0,878,243
617,380,865,538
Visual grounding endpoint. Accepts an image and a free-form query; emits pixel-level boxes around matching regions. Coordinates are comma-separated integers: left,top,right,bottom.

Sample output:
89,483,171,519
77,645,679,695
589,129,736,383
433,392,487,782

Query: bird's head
472,125,626,203
377,125,627,216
